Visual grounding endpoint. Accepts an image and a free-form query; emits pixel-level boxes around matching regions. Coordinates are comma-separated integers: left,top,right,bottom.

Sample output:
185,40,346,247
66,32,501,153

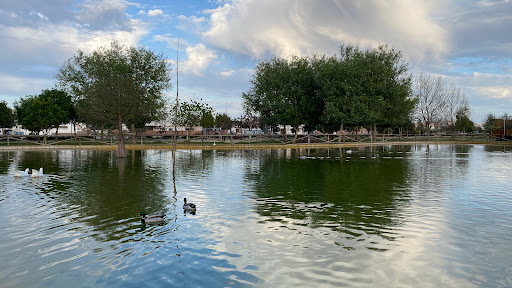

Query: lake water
0,145,511,287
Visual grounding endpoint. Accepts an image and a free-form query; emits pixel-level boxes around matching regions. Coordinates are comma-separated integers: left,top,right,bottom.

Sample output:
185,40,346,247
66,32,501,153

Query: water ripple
1,146,512,287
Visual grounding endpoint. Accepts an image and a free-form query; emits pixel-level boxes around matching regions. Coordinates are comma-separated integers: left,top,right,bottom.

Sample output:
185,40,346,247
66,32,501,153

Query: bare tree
414,73,471,135
444,84,469,133
414,73,447,135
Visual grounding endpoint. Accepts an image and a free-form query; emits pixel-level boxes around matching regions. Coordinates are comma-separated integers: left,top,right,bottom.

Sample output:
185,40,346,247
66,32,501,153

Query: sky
1,0,511,123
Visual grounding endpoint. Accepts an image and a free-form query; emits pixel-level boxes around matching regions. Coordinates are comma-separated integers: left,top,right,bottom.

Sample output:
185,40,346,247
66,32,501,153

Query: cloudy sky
1,0,511,122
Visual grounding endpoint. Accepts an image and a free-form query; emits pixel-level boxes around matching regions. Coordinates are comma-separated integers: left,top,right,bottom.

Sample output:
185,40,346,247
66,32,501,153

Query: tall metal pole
173,42,179,179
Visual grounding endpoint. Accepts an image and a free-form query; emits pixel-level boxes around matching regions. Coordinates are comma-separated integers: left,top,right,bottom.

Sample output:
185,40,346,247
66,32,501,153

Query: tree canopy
14,89,74,135
243,44,415,134
215,113,233,130
171,99,213,132
455,113,475,133
57,41,172,157
0,101,15,132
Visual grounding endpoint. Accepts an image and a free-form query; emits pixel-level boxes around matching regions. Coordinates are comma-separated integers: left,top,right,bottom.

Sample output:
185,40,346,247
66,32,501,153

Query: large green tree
14,96,40,133
455,107,475,133
57,41,172,157
171,99,213,134
0,101,15,133
43,89,75,139
200,111,215,130
319,45,413,134
215,113,233,131
243,56,320,135
14,90,74,138
244,44,414,135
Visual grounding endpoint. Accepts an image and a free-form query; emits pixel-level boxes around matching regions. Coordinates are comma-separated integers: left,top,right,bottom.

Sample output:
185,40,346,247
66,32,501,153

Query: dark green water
0,145,511,287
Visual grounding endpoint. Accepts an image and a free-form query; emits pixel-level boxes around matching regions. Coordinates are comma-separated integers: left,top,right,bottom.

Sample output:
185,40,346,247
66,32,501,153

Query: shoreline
1,141,512,151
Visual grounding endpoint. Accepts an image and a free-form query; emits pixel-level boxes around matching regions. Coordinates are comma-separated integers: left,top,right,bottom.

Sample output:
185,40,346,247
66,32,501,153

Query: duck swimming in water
31,167,44,178
140,211,166,224
14,168,29,177
183,198,196,212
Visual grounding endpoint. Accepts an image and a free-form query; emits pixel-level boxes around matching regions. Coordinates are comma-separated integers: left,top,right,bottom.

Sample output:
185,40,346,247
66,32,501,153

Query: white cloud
147,9,163,16
152,37,217,75
139,9,164,16
1,19,147,56
152,34,191,55
178,15,206,24
484,87,511,99
74,0,134,31
202,0,448,61
185,43,217,75
220,71,234,77
439,0,512,59
0,73,54,105
32,12,49,21
0,0,149,105
176,15,208,34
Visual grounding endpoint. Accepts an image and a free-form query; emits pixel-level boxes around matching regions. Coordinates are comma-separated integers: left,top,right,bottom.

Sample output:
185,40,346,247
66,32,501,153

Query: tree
483,113,497,132
238,113,261,131
244,44,414,137
57,42,172,157
414,73,470,135
172,99,213,134
414,73,448,135
41,89,75,140
200,111,215,130
0,101,14,133
215,113,232,131
14,96,39,133
367,45,414,134
14,90,73,140
443,85,468,133
314,54,353,133
243,55,320,136
455,109,474,133
320,45,414,135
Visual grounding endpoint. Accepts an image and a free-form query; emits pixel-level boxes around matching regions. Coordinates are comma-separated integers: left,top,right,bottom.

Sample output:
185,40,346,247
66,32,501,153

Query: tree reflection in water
244,147,414,247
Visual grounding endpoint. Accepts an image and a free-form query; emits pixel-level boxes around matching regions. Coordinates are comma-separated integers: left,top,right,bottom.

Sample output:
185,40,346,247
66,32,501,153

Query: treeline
483,113,512,132
0,90,76,138
243,44,475,135
0,42,483,153
243,45,416,134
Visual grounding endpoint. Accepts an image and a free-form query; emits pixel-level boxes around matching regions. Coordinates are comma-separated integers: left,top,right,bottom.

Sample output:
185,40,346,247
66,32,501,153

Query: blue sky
1,0,511,122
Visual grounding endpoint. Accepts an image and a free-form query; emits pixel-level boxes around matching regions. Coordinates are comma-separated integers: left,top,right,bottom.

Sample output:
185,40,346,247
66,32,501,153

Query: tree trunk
73,121,76,140
56,127,59,142
131,123,136,144
340,122,344,143
373,123,377,142
117,114,127,158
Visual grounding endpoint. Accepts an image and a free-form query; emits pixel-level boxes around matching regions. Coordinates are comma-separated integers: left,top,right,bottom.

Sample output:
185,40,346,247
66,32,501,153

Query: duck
140,211,166,224
32,167,44,178
183,198,196,211
14,168,29,177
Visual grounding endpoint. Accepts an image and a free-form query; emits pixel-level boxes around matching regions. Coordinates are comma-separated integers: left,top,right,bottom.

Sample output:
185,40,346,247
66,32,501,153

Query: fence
0,132,510,148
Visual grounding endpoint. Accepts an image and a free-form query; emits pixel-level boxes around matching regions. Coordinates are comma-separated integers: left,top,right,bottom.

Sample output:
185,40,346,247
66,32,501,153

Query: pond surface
0,145,511,287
